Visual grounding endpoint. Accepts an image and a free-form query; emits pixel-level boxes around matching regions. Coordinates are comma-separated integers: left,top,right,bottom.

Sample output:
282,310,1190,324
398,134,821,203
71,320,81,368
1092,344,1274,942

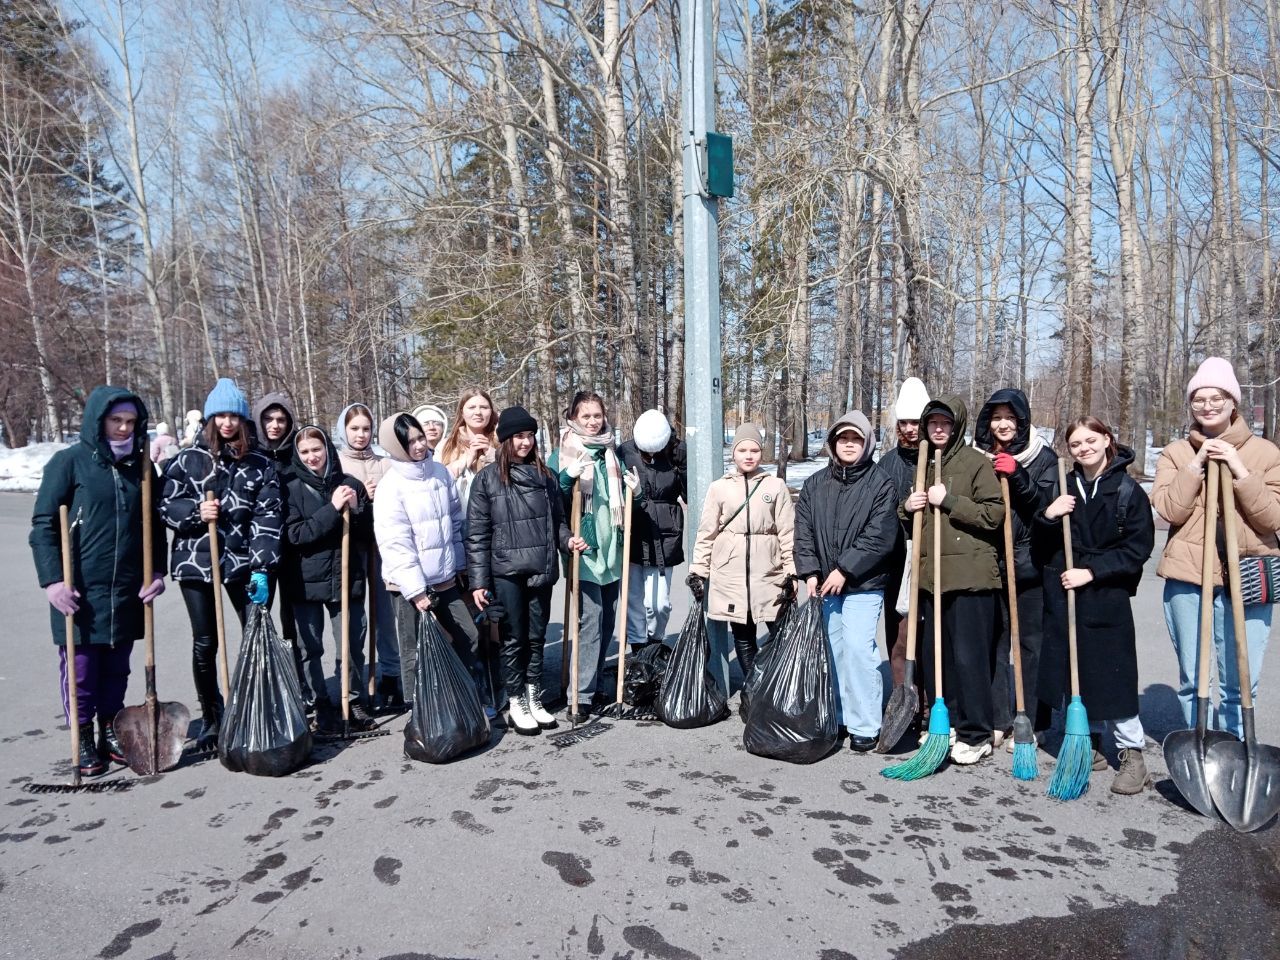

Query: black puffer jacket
618,438,687,567
253,391,298,476
794,411,900,592
973,387,1058,584
466,461,571,589
30,385,168,647
284,428,372,603
879,443,924,539
160,438,282,583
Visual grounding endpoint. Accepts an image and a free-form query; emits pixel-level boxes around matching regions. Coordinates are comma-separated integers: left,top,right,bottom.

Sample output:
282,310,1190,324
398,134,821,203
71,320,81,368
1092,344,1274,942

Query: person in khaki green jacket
1151,357,1280,740
902,396,1004,765
687,423,796,695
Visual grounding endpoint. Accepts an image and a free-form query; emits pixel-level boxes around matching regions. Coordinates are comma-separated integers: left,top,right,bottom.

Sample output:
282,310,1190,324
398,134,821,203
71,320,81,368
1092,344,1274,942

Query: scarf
560,421,624,528
986,428,1047,468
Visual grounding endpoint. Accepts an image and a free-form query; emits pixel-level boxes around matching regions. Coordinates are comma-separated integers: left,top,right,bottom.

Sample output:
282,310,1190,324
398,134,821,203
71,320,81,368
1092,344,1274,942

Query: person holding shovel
1152,357,1280,740
466,406,588,734
794,411,900,752
687,423,796,695
160,378,283,750
30,386,168,777
1035,416,1155,793
284,426,376,733
974,387,1058,748
549,391,639,721
901,397,1003,765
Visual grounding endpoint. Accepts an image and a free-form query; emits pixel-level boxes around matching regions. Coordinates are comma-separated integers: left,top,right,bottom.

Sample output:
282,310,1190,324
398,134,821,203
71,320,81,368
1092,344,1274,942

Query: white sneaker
526,684,559,729
951,741,993,765
507,696,540,736
918,726,959,747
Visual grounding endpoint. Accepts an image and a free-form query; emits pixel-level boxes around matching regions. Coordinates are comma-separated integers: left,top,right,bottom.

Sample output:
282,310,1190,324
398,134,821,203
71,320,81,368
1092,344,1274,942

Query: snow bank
0,442,68,492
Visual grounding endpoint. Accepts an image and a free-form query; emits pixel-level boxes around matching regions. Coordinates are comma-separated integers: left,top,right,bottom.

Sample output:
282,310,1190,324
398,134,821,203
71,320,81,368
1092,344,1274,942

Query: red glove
993,452,1018,476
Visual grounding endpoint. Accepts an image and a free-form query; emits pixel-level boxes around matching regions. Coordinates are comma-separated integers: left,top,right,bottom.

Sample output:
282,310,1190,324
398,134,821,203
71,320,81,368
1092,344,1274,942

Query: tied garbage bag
657,605,729,729
742,598,837,764
624,641,672,712
404,611,490,763
738,600,794,723
219,605,313,776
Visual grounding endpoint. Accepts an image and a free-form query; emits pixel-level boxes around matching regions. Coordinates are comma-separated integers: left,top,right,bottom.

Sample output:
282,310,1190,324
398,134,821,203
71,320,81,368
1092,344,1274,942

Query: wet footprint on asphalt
240,853,287,884
374,856,402,886
813,847,883,888
541,851,594,886
450,810,493,835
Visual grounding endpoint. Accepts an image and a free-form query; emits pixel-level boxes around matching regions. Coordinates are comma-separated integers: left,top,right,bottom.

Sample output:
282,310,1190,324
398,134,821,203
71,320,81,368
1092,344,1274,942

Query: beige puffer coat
1151,415,1280,586
689,472,796,624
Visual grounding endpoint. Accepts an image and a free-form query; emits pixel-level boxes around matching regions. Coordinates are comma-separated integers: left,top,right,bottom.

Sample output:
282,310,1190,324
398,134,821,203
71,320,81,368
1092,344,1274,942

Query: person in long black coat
284,425,374,731
29,385,167,776
618,409,687,648
466,406,584,735
1034,417,1155,795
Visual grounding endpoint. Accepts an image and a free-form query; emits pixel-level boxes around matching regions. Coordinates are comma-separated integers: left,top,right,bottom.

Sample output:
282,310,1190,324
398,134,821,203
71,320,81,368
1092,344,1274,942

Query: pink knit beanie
1186,357,1241,405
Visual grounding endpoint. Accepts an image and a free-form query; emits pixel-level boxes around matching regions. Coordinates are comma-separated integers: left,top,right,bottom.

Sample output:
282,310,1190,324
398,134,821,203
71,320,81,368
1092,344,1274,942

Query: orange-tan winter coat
1150,415,1280,586
689,472,795,625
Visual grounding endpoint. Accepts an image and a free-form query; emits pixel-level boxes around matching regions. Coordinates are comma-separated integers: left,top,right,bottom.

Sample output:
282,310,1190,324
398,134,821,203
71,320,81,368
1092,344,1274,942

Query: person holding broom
160,378,283,750
29,386,168,777
901,397,1003,765
284,425,376,733
1035,416,1155,793
1152,357,1280,740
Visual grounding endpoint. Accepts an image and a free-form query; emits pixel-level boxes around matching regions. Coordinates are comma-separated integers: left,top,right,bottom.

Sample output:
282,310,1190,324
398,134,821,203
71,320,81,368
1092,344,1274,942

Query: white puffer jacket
373,415,464,599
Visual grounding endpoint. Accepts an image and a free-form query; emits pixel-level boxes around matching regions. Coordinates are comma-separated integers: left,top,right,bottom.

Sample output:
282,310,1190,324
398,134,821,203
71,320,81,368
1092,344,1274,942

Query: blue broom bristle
1047,732,1092,800
1011,740,1039,781
881,699,950,781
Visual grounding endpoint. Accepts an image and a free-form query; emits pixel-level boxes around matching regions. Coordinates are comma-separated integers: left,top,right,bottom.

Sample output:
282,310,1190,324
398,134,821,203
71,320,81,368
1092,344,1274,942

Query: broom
883,449,950,781
1000,476,1039,781
1047,457,1091,800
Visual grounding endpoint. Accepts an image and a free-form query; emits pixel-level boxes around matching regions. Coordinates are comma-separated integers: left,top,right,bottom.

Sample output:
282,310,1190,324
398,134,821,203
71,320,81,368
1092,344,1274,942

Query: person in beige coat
1152,357,1280,739
687,423,796,694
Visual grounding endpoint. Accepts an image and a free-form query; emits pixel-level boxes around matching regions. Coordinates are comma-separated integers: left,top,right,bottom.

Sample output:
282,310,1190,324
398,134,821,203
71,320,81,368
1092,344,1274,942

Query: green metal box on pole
702,132,734,199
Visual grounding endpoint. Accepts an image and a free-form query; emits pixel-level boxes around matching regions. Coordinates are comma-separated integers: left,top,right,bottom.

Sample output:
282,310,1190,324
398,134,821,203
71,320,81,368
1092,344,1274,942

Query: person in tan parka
1151,356,1280,739
688,423,796,694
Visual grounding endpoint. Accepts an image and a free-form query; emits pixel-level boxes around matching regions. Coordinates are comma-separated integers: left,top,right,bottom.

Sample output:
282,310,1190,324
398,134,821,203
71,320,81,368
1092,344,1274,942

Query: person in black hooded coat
285,425,374,730
973,387,1057,742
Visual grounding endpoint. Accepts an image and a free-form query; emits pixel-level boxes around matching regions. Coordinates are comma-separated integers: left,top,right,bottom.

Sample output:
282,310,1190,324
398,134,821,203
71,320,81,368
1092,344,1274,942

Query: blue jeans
823,590,885,738
1163,578,1273,738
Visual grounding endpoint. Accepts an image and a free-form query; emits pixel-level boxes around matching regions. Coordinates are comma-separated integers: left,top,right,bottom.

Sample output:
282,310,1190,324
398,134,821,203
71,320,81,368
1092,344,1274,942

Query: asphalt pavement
0,491,1277,960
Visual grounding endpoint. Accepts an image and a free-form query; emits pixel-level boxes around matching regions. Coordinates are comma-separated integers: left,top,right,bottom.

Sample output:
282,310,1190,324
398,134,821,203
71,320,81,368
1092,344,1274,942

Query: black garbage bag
404,611,490,763
739,599,794,722
742,598,837,763
219,604,313,776
657,605,728,729
596,641,673,720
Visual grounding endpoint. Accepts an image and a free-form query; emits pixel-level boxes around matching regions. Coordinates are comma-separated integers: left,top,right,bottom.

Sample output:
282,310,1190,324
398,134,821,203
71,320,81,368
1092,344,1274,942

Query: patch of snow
0,441,69,492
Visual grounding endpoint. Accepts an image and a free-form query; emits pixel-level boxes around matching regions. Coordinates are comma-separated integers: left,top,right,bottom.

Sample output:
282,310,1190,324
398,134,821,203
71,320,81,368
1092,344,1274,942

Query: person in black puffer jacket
974,387,1057,742
253,390,300,650
795,410,900,752
284,425,375,731
160,378,282,749
466,406,586,735
618,409,687,649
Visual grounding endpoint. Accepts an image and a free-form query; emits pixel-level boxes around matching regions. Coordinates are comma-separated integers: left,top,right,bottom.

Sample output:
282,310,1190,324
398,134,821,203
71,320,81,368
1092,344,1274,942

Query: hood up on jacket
82,384,150,463
973,387,1035,454
920,395,970,461
826,410,875,479
378,412,440,482
291,425,344,493
253,391,298,454
333,402,380,457
1070,442,1135,491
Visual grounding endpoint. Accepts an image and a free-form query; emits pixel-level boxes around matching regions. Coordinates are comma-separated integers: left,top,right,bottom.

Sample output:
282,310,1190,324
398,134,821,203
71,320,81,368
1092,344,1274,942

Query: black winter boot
77,722,108,778
99,717,126,764
196,696,224,751
733,634,758,681
348,700,375,732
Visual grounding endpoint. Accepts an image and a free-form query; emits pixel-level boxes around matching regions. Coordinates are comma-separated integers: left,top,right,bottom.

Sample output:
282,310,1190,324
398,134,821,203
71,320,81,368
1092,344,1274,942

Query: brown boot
1111,747,1152,795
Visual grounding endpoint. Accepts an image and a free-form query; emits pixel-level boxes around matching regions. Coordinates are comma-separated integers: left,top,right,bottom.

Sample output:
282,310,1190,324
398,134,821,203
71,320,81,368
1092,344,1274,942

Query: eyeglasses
1190,396,1229,410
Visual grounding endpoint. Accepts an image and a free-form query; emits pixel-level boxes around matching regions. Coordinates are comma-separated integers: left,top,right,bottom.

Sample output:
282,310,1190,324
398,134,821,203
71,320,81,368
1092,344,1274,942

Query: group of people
29,357,1278,793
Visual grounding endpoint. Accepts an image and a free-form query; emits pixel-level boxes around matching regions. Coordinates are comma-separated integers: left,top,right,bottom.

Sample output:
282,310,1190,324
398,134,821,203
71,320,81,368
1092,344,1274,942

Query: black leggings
730,616,780,679
180,580,248,708
492,575,553,696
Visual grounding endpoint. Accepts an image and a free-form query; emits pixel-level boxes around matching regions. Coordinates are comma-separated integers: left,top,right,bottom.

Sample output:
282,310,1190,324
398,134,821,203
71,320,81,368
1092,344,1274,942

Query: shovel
569,481,584,727
115,451,191,775
1162,463,1232,818
606,486,636,716
206,489,231,702
1204,461,1280,832
876,451,927,752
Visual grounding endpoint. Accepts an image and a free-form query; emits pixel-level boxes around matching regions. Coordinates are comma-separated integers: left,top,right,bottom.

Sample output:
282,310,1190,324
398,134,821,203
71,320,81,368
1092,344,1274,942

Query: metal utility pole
682,0,728,556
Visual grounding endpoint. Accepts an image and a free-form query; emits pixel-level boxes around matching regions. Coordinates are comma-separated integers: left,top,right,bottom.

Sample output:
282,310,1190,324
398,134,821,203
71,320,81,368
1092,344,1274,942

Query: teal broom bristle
1047,697,1092,800
1011,740,1039,781
882,699,950,781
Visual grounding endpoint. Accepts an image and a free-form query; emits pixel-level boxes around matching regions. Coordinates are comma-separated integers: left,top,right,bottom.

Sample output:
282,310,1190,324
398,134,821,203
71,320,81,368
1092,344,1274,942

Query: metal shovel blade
115,700,192,776
876,659,921,753
1205,736,1280,833
1163,726,1235,820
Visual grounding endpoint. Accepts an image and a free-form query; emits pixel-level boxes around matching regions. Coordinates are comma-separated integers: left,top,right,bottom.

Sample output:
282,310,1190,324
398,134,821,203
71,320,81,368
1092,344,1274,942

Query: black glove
686,573,707,601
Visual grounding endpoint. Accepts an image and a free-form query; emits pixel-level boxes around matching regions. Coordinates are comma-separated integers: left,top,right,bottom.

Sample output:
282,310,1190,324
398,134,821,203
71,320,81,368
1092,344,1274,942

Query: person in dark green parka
29,385,167,777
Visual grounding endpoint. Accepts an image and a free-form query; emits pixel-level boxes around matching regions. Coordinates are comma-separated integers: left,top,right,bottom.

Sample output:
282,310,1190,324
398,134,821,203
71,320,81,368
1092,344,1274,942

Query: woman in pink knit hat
1151,357,1280,740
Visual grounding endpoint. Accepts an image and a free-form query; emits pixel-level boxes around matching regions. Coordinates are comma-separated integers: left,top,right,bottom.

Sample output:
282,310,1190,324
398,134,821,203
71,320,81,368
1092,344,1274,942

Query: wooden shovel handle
615,486,634,705
141,449,157,679
1196,464,1220,700
999,475,1026,713
569,481,583,717
1058,458,1080,698
341,505,350,723
932,450,943,699
60,504,80,784
903,451,928,662
1218,462,1253,711
206,490,230,701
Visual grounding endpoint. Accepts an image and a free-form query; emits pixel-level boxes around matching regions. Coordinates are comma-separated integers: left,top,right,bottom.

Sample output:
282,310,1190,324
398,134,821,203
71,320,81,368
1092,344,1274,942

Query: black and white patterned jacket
160,439,283,583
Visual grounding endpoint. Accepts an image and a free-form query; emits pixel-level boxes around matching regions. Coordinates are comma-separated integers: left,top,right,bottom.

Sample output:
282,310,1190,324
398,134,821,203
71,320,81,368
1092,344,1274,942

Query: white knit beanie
894,377,930,421
632,409,672,453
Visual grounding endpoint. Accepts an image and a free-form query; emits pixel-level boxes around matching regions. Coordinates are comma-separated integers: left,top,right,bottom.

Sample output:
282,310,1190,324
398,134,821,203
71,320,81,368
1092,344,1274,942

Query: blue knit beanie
204,378,250,419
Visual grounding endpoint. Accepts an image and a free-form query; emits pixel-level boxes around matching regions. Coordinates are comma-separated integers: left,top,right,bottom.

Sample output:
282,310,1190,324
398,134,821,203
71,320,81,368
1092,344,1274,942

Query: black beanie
497,405,538,442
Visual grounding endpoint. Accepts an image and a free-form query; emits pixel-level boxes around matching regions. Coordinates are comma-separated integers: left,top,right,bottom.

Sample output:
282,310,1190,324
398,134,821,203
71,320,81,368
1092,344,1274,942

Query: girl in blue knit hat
160,379,284,749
